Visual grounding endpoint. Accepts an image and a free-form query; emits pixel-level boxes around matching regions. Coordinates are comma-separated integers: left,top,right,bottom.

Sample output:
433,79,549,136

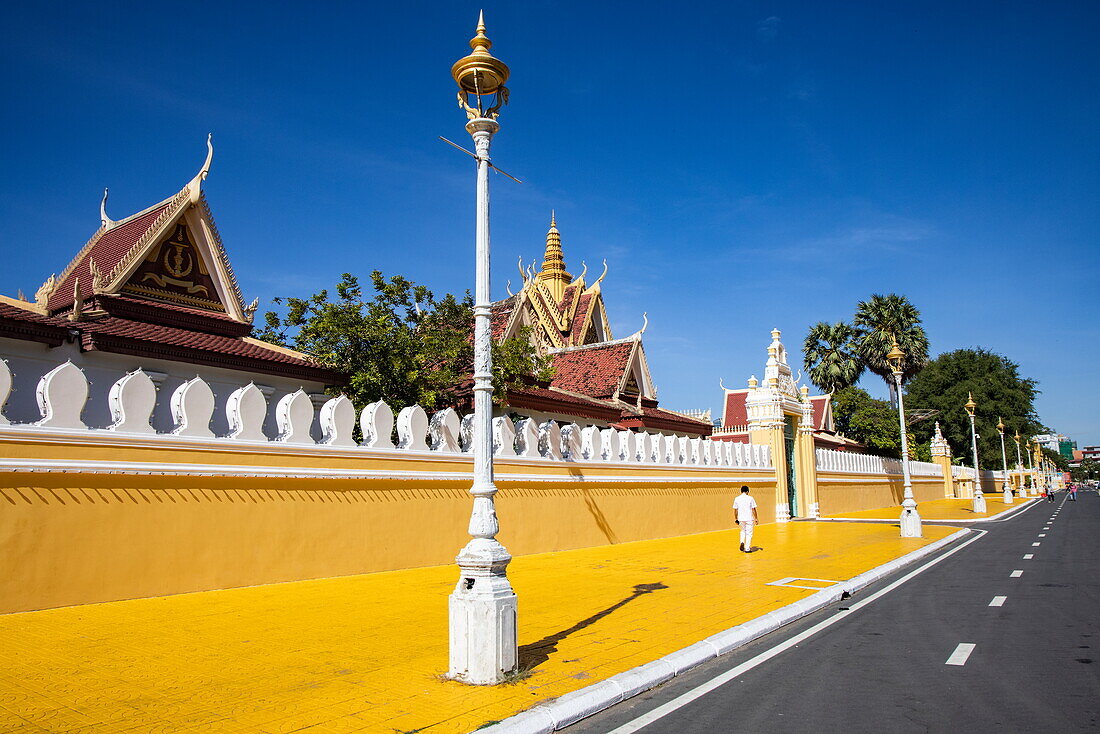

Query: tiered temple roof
492,216,710,436
1,139,336,384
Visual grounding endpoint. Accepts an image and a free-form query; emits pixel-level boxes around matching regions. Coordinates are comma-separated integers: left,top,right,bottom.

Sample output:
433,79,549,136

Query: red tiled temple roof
74,313,337,383
0,301,72,347
48,201,177,312
550,341,634,398
722,390,749,426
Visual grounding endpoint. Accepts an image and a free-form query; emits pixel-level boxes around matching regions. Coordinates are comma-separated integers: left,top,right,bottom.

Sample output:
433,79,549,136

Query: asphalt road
565,491,1099,733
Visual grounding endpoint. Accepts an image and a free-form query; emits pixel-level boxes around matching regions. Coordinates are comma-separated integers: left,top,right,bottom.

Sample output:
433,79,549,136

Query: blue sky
2,1,1097,445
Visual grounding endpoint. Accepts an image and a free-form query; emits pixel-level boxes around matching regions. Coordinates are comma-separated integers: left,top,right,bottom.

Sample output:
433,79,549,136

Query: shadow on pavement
518,582,669,670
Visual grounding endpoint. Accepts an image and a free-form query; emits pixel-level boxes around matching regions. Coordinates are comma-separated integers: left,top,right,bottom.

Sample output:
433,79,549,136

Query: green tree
904,348,1043,468
1071,458,1100,482
256,271,553,413
831,386,903,458
802,321,863,394
852,294,930,392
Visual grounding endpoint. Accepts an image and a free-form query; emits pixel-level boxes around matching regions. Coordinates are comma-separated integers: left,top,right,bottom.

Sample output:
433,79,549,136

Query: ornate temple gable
38,137,248,322
121,222,224,312
502,216,613,350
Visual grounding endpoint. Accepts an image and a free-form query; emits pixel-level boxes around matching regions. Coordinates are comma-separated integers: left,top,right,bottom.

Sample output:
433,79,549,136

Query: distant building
1034,433,1077,461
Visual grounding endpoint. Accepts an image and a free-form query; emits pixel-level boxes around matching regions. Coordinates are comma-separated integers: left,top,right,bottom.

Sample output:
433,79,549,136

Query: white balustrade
36,362,88,429
396,405,429,451
107,370,156,435
361,400,395,449
0,359,10,425
492,416,517,457
320,395,356,447
514,417,540,458
170,377,215,438
226,383,267,441
430,408,461,453
276,390,315,444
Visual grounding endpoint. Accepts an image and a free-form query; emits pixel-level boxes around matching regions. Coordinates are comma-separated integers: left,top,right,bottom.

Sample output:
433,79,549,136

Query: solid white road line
1010,570,1023,578
946,643,976,666
989,596,1007,607
601,529,989,734
1023,554,1034,559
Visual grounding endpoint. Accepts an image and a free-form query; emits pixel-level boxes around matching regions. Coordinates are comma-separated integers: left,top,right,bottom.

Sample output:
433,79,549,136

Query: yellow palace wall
0,430,778,614
814,473,948,516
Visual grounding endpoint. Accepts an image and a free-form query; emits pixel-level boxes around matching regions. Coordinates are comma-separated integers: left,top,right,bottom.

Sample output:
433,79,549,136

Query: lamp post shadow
517,582,669,670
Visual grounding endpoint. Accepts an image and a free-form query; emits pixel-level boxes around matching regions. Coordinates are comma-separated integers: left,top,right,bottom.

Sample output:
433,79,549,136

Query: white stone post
447,115,518,685
1014,436,1026,498
893,371,922,537
968,413,986,514
998,422,1013,505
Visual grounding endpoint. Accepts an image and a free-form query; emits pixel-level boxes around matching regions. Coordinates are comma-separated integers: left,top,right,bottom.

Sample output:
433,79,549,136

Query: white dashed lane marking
1023,554,1034,559
1010,570,1023,578
946,643,976,666
1032,542,1041,546
989,596,1006,607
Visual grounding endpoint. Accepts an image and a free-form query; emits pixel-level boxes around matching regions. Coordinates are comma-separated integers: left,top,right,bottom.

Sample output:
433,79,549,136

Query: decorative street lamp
964,392,986,513
447,13,518,685
887,339,921,536
997,418,1013,505
1013,430,1026,498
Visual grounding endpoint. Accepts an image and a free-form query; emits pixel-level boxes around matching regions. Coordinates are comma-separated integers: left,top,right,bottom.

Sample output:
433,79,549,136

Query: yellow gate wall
1,429,942,615
815,473,947,516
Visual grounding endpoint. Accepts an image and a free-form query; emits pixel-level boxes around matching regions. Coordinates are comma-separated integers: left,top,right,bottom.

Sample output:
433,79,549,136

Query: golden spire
536,212,572,302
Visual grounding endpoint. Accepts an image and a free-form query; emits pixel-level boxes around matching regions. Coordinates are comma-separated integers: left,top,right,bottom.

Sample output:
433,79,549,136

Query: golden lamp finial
452,11,510,120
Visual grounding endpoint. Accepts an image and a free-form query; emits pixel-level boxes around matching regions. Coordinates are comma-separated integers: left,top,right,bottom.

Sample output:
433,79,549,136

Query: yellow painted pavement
823,496,1034,522
0,522,956,734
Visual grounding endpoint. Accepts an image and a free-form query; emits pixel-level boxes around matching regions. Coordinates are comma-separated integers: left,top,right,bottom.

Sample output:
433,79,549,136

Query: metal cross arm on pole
438,136,524,183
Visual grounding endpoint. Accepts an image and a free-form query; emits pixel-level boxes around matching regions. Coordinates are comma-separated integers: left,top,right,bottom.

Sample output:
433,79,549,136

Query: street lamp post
1013,431,1025,498
997,418,1013,505
965,392,987,513
447,13,518,685
887,340,921,537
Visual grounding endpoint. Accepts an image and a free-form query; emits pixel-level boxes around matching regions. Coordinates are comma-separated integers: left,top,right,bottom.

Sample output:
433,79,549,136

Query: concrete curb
473,528,971,734
815,498,1037,525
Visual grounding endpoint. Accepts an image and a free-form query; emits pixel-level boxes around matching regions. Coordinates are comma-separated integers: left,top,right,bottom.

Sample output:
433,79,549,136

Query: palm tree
802,321,863,394
852,293,930,401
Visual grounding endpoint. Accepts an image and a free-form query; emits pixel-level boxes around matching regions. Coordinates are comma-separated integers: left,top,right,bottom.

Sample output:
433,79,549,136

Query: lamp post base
899,498,922,538
448,538,518,685
1002,487,1014,504
972,491,987,514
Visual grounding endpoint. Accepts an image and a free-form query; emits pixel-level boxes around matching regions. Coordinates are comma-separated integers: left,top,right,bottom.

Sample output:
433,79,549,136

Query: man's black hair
740,485,750,493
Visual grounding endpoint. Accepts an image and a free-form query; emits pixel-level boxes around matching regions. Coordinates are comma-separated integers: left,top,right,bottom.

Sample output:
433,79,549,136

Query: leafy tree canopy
256,272,553,413
1071,458,1100,481
853,293,930,385
831,386,906,458
803,321,863,394
904,348,1043,469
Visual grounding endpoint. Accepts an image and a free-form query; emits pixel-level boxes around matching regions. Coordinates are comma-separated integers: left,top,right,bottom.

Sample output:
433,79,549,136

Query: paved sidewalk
822,496,1034,522
0,522,956,734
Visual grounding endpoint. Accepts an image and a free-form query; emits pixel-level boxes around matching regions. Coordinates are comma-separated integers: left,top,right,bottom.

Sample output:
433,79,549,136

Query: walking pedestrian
733,485,758,553
1046,484,1055,502
1069,483,1078,501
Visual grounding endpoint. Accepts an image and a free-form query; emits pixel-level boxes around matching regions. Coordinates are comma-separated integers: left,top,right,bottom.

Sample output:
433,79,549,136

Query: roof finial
518,255,528,283
638,311,648,335
506,279,514,297
550,209,556,228
593,258,609,286
200,133,213,181
187,133,215,203
68,277,83,322
99,188,115,228
577,260,588,282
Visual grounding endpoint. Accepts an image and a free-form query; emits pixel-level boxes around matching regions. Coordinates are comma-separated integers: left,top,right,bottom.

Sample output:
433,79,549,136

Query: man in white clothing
733,485,758,553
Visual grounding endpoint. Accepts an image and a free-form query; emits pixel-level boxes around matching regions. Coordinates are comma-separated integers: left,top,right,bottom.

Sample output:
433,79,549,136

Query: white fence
816,447,942,477
0,358,773,469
